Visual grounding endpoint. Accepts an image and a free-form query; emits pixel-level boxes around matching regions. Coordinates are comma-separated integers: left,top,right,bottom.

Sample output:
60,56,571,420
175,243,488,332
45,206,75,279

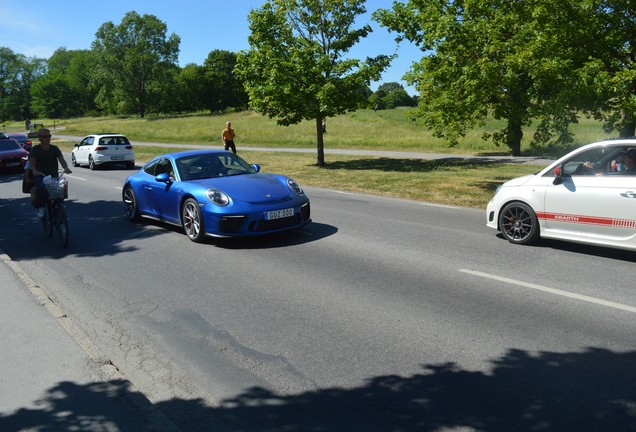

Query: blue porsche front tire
123,186,141,222
182,198,206,242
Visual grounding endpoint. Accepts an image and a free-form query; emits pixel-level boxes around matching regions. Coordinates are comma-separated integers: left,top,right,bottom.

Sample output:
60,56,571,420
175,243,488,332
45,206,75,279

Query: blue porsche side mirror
252,164,261,173
156,173,171,183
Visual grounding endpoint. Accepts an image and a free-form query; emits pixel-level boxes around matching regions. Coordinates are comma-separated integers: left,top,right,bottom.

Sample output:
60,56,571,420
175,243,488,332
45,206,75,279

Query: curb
0,250,181,432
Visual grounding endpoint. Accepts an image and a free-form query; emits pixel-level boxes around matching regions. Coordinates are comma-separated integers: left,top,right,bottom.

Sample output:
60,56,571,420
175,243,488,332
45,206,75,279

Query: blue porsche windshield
176,153,256,180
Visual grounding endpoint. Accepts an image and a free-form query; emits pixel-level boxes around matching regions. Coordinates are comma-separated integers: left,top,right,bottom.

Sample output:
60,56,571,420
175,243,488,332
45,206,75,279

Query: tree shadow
322,157,537,173
0,172,25,185
1,193,336,261
1,196,335,258
0,379,163,432
0,196,162,260
1,348,633,431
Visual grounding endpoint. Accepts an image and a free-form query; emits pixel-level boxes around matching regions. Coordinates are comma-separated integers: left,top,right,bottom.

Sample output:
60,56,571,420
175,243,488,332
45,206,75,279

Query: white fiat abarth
487,138,636,251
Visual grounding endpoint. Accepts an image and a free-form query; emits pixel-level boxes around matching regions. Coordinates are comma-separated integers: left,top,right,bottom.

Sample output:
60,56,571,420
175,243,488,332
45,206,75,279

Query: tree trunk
316,117,325,166
620,113,635,137
506,118,523,156
139,79,146,118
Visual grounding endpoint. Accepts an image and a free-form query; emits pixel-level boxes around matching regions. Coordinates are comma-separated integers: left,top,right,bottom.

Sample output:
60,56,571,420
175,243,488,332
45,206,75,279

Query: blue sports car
122,150,311,242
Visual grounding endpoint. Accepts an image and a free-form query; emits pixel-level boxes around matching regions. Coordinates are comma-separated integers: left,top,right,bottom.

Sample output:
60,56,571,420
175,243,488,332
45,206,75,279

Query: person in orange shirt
221,121,237,154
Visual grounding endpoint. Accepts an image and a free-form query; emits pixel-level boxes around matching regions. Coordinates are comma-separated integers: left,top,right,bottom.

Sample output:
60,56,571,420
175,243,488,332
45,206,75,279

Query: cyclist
29,128,72,218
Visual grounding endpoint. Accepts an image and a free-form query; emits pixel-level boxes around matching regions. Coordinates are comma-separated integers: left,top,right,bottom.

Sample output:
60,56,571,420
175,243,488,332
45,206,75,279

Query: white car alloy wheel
499,201,540,245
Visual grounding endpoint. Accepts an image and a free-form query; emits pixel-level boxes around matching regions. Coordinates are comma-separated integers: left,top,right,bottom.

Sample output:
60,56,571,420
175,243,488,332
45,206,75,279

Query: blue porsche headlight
206,188,230,206
287,178,303,195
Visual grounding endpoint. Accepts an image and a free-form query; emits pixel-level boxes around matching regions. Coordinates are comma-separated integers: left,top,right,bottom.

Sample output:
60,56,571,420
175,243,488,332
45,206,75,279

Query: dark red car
0,139,29,172
6,132,33,151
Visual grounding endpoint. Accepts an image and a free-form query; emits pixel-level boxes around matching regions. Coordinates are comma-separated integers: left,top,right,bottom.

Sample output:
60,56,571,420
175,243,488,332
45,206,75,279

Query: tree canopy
30,48,97,118
370,82,417,110
235,0,393,165
576,0,635,137
91,11,180,118
202,50,248,113
0,48,45,121
375,0,635,156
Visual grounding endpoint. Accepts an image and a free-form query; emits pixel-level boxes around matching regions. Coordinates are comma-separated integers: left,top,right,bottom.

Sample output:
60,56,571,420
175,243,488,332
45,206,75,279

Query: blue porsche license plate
264,208,294,220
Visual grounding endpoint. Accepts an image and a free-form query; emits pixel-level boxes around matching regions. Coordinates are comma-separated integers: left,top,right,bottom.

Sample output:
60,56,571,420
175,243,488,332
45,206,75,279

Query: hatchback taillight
125,146,133,149
95,146,108,151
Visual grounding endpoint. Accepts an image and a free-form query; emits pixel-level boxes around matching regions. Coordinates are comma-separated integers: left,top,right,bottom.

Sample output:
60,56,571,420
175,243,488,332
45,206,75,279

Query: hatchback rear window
99,137,130,146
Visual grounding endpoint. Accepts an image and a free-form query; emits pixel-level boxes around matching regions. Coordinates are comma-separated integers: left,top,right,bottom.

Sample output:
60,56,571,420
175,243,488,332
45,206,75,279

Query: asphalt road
1,158,634,431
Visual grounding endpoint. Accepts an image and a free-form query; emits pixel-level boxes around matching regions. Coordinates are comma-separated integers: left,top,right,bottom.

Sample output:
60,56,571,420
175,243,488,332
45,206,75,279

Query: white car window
561,146,626,176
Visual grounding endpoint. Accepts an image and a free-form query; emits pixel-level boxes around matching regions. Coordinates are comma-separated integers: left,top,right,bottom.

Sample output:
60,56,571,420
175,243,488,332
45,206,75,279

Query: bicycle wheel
42,204,53,237
55,204,69,247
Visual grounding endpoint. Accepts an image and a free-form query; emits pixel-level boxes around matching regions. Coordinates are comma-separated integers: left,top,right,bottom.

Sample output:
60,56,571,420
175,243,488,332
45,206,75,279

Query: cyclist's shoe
36,207,45,219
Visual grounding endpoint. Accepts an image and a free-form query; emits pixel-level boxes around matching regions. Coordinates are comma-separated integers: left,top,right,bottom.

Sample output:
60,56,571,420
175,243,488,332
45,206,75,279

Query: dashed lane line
460,268,636,314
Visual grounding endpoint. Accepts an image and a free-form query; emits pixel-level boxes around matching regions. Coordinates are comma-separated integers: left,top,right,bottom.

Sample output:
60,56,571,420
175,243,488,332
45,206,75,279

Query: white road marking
460,269,636,314
66,174,86,181
420,202,458,209
332,190,357,196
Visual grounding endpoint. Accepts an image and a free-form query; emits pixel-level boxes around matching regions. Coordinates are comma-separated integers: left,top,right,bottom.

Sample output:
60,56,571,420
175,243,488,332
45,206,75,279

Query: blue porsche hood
191,173,297,203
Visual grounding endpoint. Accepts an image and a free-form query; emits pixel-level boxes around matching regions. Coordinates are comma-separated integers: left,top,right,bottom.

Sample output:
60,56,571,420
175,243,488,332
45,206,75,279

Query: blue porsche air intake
219,203,311,234
219,216,245,233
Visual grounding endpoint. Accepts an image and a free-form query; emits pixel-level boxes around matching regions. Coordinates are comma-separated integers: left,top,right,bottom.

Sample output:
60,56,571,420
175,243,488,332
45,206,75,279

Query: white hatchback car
487,138,636,251
71,133,135,170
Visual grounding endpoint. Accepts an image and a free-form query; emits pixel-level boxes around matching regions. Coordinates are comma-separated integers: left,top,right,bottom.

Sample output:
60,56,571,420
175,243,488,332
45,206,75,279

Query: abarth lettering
554,215,579,221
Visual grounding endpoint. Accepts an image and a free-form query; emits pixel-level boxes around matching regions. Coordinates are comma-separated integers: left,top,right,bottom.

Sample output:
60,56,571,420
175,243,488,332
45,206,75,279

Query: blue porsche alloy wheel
182,198,206,242
123,186,141,222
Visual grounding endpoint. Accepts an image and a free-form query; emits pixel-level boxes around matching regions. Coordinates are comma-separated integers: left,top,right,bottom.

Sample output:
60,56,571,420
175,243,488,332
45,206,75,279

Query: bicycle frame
42,172,69,247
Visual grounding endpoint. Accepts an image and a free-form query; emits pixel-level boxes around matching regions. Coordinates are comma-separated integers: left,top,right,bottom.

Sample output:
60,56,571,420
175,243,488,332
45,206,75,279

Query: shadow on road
0,192,336,260
0,196,157,260
322,157,542,173
1,347,634,431
494,233,636,263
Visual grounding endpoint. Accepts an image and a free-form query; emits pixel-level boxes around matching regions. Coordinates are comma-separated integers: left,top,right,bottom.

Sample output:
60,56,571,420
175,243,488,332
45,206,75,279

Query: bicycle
42,172,70,247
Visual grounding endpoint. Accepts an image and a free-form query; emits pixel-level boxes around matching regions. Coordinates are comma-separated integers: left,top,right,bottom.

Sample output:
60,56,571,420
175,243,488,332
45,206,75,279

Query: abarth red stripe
537,212,636,229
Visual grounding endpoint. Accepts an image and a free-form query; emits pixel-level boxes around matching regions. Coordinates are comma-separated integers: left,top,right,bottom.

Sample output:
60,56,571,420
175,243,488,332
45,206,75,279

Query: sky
0,0,422,94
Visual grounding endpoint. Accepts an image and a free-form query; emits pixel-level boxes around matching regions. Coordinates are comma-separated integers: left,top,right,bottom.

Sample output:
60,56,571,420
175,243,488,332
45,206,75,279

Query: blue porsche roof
161,149,232,160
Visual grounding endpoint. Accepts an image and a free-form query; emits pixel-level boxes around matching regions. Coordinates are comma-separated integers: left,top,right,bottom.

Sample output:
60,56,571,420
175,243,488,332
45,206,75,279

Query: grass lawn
5,108,607,208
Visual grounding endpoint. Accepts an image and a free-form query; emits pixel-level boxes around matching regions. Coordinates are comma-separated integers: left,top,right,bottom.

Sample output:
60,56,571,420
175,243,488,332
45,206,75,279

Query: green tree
31,72,74,118
383,87,416,109
146,62,182,114
0,47,19,120
372,82,416,109
375,0,601,155
236,0,393,165
91,11,180,117
376,82,404,96
202,50,248,113
0,48,46,121
175,63,207,112
60,49,98,115
576,0,635,137
31,48,97,118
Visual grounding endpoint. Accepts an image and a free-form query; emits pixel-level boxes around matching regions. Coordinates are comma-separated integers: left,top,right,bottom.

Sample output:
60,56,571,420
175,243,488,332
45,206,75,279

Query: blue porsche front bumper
204,201,311,237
